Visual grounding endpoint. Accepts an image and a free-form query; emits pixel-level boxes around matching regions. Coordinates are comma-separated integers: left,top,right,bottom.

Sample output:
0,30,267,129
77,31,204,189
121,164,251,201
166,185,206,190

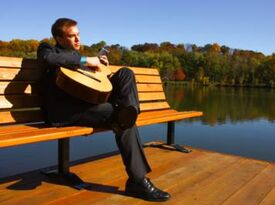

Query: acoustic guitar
56,64,113,104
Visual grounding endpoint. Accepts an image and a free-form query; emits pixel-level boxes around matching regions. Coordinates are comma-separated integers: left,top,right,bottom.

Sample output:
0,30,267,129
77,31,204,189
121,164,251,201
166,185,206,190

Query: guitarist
37,18,170,202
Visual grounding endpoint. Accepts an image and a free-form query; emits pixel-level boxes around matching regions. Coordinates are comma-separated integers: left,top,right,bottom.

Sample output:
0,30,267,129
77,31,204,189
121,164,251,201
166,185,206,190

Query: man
37,18,170,202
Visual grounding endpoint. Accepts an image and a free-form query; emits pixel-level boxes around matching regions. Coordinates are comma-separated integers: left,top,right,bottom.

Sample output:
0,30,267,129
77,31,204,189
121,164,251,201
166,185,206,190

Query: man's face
56,25,81,51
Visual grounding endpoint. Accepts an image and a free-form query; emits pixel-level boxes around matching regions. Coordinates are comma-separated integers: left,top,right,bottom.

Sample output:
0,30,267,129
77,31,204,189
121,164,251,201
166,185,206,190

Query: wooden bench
0,56,203,187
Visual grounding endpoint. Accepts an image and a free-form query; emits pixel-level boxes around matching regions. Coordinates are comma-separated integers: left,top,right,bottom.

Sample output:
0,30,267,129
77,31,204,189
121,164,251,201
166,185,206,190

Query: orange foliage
174,69,186,81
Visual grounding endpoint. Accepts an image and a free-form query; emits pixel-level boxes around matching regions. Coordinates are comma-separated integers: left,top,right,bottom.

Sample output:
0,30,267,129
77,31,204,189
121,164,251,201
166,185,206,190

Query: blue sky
1,0,274,55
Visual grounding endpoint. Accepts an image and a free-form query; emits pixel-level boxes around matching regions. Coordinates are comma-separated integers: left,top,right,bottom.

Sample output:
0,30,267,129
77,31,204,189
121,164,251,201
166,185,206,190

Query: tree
131,43,159,52
174,68,186,81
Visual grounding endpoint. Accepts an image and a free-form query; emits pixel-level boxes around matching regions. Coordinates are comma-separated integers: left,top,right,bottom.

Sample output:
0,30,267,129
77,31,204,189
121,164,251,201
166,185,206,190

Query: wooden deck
1,143,275,205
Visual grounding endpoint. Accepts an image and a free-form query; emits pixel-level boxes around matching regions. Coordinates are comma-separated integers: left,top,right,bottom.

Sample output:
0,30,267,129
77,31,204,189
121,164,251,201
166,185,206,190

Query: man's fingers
99,55,109,66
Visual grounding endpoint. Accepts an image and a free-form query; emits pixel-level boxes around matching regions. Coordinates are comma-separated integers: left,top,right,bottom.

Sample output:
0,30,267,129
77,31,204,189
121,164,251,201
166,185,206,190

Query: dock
1,143,275,205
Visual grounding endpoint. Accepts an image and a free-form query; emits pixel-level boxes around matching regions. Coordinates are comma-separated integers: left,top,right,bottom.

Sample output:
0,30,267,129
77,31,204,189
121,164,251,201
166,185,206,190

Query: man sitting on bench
37,18,170,202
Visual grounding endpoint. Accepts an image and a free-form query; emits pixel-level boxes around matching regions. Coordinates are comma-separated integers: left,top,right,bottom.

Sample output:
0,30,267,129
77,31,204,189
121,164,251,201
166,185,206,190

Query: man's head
51,18,81,50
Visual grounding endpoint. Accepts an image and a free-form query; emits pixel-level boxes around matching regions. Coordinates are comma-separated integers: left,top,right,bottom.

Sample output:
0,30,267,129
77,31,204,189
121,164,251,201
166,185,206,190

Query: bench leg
58,138,70,174
167,121,191,153
41,138,90,190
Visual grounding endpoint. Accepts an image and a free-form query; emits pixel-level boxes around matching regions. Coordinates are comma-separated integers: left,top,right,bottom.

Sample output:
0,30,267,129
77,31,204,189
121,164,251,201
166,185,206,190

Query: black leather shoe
125,178,171,202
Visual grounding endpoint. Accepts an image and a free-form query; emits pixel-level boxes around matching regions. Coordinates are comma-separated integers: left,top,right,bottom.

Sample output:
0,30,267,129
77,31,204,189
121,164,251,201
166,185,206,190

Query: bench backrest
0,56,170,125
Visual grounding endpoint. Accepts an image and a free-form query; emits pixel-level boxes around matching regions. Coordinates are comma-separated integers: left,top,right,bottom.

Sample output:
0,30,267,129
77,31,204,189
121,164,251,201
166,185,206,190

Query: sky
1,0,274,55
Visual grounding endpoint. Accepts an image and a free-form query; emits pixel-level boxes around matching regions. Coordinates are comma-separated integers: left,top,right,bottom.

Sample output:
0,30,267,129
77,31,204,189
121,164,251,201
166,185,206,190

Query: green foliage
0,39,274,87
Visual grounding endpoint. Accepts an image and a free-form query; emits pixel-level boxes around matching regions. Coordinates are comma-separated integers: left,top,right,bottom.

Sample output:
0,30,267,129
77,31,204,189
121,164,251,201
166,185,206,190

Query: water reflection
165,85,275,125
164,85,275,162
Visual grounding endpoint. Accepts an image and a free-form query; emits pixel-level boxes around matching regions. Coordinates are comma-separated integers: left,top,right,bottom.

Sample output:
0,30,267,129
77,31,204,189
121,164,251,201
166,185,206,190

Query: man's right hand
85,57,102,71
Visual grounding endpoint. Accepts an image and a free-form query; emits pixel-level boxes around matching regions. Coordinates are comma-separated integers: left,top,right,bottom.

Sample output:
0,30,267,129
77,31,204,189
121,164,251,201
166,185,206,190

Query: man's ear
55,36,63,45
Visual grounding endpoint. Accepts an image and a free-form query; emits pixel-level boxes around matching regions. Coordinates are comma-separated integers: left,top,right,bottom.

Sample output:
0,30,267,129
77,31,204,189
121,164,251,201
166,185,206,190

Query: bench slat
0,102,171,124
0,67,159,81
110,66,159,75
140,101,170,111
139,109,201,120
0,57,159,75
0,95,41,109
137,110,203,127
137,109,178,119
1,82,163,95
0,92,167,109
0,56,23,68
0,68,43,81
136,75,162,83
0,126,93,148
138,92,166,101
0,124,44,135
0,57,40,68
0,110,43,124
0,82,39,95
137,83,163,92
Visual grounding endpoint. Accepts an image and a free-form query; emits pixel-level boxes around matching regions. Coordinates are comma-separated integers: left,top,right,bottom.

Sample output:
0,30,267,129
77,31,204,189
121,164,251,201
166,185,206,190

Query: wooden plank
135,75,162,83
0,56,23,68
138,91,166,101
0,110,43,124
0,68,43,81
0,57,159,75
0,95,41,109
138,109,179,118
222,164,275,205
140,101,170,111
1,82,163,95
110,65,159,75
0,126,93,148
138,109,185,120
150,154,242,205
259,187,275,205
0,82,39,95
172,159,267,205
0,124,44,135
137,83,163,92
136,111,203,126
0,57,40,69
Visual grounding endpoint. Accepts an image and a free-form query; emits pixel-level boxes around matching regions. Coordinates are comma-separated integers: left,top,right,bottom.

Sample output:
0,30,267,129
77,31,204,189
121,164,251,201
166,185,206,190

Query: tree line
0,38,274,87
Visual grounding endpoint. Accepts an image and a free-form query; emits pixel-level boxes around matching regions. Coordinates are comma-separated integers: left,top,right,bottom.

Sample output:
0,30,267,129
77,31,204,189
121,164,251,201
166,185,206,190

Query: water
165,85,275,161
0,86,274,178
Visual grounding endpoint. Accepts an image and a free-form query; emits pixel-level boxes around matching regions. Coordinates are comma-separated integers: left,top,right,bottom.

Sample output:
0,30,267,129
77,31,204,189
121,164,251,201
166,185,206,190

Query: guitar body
56,65,113,104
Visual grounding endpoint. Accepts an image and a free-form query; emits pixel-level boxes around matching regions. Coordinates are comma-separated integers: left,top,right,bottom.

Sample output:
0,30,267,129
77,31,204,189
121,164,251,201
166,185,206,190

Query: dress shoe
125,178,171,202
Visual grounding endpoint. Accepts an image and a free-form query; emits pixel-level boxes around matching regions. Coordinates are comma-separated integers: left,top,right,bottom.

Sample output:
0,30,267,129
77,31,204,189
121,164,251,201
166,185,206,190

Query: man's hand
98,55,109,66
85,56,109,71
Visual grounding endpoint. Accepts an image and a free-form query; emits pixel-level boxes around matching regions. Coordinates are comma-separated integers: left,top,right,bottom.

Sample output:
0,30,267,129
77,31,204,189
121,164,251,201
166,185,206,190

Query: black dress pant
71,67,151,180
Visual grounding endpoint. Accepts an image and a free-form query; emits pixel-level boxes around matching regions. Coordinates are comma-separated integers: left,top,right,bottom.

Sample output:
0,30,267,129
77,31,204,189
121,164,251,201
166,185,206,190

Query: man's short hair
51,18,77,39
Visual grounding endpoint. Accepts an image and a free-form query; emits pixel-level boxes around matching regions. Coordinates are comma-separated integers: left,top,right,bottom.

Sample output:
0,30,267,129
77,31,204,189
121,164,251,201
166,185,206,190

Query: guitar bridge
76,68,101,83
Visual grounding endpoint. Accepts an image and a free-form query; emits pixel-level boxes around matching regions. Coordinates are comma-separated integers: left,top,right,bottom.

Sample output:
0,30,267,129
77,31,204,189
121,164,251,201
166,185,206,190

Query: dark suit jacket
37,42,91,126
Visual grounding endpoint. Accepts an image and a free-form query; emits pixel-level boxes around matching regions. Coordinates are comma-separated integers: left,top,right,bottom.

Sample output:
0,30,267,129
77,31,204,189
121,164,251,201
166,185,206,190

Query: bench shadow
0,151,126,196
3,58,46,125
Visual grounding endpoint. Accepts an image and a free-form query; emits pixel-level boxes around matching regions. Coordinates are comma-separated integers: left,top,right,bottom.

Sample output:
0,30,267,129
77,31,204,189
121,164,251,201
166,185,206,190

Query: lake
0,85,274,178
